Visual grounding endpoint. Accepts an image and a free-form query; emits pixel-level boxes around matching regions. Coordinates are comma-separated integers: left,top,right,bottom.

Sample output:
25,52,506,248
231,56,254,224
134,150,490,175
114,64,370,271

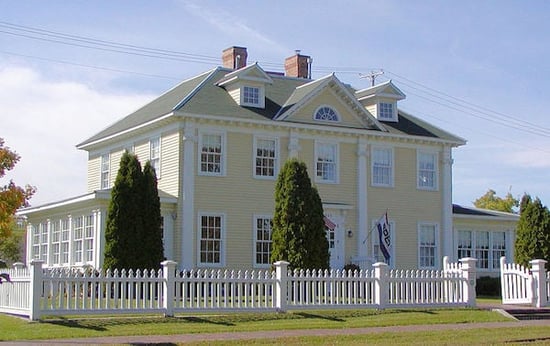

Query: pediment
275,74,386,131
216,62,273,87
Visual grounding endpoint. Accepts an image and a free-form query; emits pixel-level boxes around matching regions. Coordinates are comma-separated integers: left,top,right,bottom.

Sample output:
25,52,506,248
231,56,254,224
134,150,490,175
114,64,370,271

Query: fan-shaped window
314,106,339,122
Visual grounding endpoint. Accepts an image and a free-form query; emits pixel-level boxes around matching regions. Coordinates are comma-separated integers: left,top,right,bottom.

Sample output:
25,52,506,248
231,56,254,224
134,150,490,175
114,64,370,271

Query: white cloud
502,148,550,169
0,64,154,206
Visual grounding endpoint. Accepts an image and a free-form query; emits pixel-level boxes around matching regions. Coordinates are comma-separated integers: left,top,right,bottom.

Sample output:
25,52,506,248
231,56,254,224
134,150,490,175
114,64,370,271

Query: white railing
0,257,477,320
500,257,548,307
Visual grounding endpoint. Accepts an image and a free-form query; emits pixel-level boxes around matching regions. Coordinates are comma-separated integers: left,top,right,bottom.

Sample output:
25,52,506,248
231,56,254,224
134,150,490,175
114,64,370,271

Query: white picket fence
0,257,477,320
500,257,549,308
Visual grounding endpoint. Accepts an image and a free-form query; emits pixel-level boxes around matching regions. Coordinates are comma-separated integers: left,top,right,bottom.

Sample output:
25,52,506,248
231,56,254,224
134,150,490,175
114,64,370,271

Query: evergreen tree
141,161,164,269
514,194,550,268
271,159,329,270
104,152,145,270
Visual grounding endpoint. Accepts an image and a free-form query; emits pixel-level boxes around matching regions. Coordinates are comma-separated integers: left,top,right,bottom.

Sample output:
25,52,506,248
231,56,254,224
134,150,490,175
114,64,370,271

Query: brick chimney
222,46,248,70
285,51,311,78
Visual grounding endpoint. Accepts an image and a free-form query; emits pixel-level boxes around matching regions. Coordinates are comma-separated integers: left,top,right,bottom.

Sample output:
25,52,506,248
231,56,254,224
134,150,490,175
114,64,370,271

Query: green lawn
0,307,511,341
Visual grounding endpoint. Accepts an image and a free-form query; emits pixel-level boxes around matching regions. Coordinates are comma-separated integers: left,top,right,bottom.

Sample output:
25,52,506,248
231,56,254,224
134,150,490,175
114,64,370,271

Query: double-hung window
199,132,225,175
418,151,438,190
254,137,278,178
101,154,110,189
149,137,160,176
372,147,393,187
199,214,224,265
73,216,84,264
61,219,70,265
243,86,260,106
315,142,338,183
51,221,60,265
492,232,506,269
379,102,396,121
254,216,272,267
84,214,94,263
418,223,438,268
457,230,472,259
475,231,490,269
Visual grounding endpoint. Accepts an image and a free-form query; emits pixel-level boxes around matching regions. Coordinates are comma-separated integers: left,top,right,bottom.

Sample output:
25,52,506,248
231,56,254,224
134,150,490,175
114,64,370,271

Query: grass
0,307,510,341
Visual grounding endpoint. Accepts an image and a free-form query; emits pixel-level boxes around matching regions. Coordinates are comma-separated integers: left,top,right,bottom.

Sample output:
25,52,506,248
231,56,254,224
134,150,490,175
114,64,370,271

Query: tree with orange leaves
0,138,35,260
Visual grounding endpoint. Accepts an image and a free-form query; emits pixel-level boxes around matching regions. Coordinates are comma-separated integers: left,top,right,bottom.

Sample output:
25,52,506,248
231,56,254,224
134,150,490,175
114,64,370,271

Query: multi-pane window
51,221,60,265
372,148,393,187
419,224,438,268
199,214,223,265
243,86,260,105
316,142,337,183
418,151,437,190
492,232,506,269
73,216,84,263
379,102,395,120
314,106,339,122
84,215,94,263
101,154,110,189
39,222,48,262
61,219,70,265
150,137,160,176
31,224,40,260
326,226,335,249
255,138,277,178
254,217,272,266
457,230,472,259
457,230,507,271
475,231,490,269
200,133,224,175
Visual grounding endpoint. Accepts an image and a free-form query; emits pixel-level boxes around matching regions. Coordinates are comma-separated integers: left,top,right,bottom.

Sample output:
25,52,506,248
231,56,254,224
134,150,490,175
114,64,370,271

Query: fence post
373,262,388,309
530,259,547,308
274,261,289,312
459,257,477,307
161,260,177,317
29,260,43,321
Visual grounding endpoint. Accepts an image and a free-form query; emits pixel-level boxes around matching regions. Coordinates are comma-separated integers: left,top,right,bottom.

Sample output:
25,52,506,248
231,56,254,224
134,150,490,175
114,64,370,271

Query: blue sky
1,1,550,207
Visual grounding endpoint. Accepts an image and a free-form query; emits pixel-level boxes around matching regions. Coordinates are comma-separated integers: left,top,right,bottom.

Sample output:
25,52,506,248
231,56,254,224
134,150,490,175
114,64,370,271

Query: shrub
476,276,501,296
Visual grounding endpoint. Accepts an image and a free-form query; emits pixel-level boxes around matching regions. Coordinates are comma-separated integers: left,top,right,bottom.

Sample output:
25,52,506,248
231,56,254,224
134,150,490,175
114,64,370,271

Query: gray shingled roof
77,65,465,149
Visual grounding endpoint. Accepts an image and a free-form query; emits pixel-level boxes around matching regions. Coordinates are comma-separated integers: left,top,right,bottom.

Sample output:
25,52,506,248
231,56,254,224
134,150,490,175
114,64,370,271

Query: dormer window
243,86,260,106
378,102,396,121
314,106,339,122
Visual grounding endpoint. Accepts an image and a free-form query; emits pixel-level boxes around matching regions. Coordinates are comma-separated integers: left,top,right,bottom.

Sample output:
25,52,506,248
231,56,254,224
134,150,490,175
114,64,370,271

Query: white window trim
371,218,396,268
371,146,394,188
198,131,227,176
241,85,265,108
417,150,439,191
417,222,439,269
197,212,226,267
378,102,397,122
314,141,339,184
253,214,273,268
253,136,279,180
313,104,340,122
149,137,161,179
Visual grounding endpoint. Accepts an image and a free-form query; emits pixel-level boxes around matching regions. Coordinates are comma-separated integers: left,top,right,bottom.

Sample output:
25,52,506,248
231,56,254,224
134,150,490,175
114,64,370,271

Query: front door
325,213,345,269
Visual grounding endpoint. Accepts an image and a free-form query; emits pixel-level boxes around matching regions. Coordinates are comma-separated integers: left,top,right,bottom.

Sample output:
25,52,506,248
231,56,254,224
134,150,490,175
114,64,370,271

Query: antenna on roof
360,70,384,86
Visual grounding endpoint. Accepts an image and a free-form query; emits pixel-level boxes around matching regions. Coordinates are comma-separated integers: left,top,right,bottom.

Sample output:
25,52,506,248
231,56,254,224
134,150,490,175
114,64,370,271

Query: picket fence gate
0,257,477,320
500,257,549,308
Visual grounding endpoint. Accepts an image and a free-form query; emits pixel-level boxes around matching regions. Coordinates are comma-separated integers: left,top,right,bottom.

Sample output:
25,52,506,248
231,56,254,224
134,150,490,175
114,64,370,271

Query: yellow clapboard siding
158,130,180,197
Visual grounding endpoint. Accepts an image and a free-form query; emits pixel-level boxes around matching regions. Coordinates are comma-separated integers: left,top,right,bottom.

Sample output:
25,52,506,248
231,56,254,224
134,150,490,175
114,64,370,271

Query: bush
476,276,501,296
343,263,360,273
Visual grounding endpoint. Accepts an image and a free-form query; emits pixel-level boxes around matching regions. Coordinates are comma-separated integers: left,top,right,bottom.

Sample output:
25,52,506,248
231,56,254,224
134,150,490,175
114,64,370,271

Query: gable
285,87,372,128
275,74,385,131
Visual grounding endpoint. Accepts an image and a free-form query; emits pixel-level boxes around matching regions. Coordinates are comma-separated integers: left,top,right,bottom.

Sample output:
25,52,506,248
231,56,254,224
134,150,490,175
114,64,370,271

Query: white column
288,131,300,158
441,146,454,261
181,124,196,269
356,139,368,259
93,209,103,269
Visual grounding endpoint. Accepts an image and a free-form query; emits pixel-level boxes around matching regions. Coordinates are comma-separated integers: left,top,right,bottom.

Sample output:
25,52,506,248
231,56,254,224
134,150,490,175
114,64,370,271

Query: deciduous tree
0,139,35,261
473,189,519,213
